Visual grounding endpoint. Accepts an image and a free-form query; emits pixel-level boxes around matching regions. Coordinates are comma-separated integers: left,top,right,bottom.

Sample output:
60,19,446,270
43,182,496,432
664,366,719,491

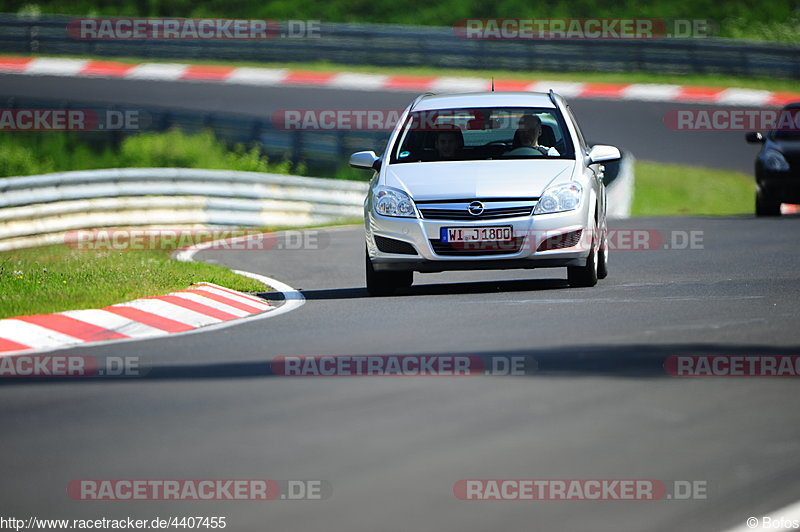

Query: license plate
441,226,513,243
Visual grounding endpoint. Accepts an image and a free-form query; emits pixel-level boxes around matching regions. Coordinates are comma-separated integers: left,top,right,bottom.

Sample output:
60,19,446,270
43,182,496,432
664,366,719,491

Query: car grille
417,199,537,220
374,236,417,255
429,237,526,256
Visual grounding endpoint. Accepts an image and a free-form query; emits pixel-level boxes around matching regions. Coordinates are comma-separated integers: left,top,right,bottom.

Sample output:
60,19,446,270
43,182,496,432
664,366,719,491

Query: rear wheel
568,245,598,287
756,188,781,217
365,250,413,296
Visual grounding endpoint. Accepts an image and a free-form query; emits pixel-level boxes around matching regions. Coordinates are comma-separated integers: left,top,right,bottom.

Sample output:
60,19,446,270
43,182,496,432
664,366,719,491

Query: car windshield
769,107,800,139
771,129,800,140
390,107,574,163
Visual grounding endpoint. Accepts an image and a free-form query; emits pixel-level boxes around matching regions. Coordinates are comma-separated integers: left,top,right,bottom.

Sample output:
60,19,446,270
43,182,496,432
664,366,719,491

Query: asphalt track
0,74,798,532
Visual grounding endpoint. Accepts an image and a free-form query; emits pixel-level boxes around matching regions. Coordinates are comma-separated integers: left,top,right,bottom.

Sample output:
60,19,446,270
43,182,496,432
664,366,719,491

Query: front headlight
534,182,584,215
764,149,790,172
373,186,417,218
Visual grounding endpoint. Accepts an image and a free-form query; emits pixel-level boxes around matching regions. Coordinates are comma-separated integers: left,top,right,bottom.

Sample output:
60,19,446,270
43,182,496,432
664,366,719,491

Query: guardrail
605,151,634,219
1,15,799,78
0,168,368,251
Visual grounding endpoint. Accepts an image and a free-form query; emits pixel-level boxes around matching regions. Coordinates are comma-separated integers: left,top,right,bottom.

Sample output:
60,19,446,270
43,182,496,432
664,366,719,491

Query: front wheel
597,237,608,280
366,250,413,296
756,188,781,217
567,245,598,287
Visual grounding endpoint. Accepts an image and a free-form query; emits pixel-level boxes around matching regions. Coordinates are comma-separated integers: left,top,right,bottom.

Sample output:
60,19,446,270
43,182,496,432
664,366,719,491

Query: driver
433,128,463,160
506,114,559,156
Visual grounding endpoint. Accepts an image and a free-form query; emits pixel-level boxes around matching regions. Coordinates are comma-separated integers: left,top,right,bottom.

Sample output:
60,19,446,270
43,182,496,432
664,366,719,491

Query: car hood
383,160,575,201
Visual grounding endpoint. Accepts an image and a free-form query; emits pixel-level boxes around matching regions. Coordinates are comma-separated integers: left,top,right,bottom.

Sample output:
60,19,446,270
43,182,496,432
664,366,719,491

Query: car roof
411,92,558,112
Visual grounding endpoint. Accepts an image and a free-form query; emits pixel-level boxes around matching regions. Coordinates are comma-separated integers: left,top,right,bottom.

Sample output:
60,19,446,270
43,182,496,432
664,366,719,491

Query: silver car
350,91,621,296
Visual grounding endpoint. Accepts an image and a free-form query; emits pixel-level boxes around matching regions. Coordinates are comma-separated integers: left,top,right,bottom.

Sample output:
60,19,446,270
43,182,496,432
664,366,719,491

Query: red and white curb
1,55,797,107
0,282,276,356
0,233,306,356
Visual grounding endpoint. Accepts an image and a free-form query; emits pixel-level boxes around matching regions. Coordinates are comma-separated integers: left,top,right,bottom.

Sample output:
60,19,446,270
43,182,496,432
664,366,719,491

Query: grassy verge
632,161,753,216
9,53,800,94
0,128,300,178
0,219,364,319
0,237,268,318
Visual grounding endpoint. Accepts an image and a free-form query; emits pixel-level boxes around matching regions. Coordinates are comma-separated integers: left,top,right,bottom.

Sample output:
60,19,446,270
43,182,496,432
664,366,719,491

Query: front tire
366,250,413,296
756,188,781,217
568,245,598,287
597,237,608,280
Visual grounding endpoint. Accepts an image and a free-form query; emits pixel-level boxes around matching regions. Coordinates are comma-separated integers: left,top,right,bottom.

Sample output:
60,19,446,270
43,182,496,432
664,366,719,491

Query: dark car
746,102,800,216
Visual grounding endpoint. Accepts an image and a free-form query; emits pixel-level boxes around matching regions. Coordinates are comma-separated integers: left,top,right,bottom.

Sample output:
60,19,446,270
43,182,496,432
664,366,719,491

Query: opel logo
467,201,485,216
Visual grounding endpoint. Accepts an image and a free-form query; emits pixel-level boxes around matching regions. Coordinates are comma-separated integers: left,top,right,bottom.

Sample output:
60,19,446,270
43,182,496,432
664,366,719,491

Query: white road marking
224,67,289,85
25,58,88,76
125,63,188,80
622,84,683,101
328,72,389,90
716,88,773,106
429,77,491,93
527,81,585,97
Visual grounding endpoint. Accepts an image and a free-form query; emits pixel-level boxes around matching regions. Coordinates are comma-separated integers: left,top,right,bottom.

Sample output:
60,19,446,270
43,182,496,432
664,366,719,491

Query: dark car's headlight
764,149,790,172
373,186,417,218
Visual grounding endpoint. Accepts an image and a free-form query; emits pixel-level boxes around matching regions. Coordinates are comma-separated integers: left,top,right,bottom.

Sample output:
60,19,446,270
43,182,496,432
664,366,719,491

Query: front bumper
366,206,595,273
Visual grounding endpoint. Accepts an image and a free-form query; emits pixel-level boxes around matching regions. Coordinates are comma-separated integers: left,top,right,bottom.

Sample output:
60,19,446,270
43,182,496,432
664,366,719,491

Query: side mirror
746,131,764,143
349,151,381,171
588,145,621,164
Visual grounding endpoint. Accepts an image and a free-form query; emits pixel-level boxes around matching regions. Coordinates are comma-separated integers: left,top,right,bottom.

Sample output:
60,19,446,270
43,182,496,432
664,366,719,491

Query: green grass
0,218,364,319
17,53,800,93
632,160,754,216
0,240,268,318
0,128,300,178
8,0,800,42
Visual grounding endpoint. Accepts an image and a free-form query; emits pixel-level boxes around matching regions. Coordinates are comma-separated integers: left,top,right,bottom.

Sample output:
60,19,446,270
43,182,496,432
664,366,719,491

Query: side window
566,106,588,156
